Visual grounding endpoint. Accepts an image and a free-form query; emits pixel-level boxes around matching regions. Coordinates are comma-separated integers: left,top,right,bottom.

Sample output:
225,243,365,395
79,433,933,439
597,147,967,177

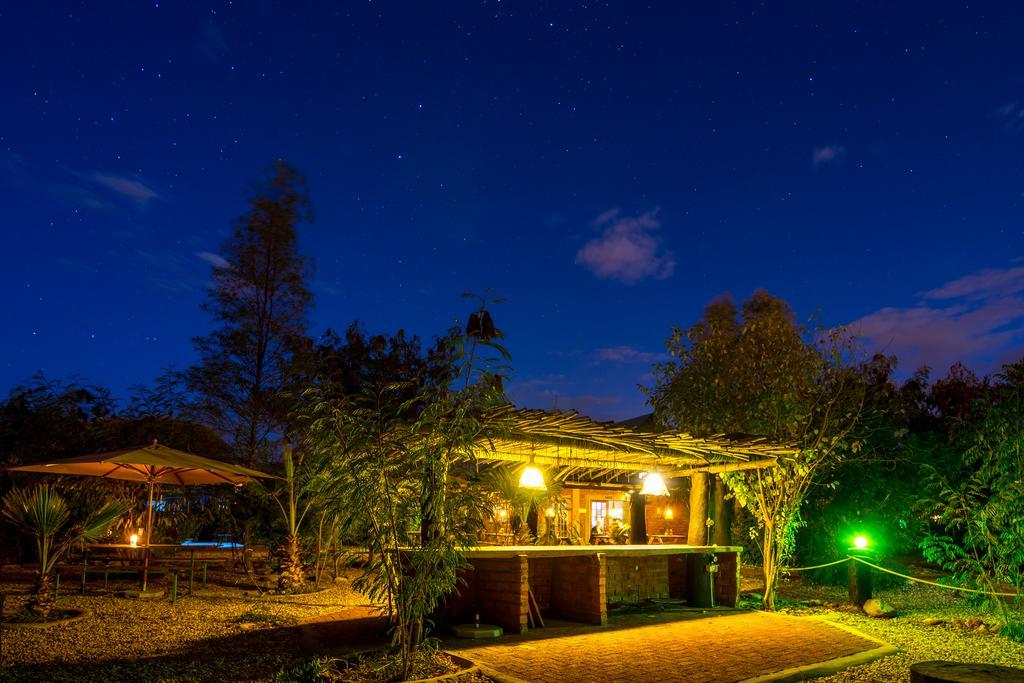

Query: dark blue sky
2,1,1023,420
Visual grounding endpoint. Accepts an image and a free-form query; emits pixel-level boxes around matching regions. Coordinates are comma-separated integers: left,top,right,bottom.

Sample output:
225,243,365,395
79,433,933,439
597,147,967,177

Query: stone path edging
0,608,92,629
739,615,898,682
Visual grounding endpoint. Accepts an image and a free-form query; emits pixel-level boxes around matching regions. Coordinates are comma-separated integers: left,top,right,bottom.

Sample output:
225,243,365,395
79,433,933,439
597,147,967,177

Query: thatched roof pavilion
471,406,793,484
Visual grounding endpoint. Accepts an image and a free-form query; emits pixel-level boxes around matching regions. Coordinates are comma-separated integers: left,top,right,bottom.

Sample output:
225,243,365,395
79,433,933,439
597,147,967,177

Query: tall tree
189,161,314,466
647,291,872,609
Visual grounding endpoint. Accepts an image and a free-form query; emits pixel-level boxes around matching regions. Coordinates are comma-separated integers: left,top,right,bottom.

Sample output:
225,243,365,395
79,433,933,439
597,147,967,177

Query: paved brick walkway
447,609,882,683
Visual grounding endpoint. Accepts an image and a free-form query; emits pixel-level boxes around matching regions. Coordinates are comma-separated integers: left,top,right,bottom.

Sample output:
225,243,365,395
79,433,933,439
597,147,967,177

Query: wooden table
649,534,688,544
83,543,239,595
84,542,180,565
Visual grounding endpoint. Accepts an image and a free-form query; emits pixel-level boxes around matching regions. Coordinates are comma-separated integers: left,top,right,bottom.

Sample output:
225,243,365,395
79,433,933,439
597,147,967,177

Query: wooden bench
150,556,229,593
68,555,193,603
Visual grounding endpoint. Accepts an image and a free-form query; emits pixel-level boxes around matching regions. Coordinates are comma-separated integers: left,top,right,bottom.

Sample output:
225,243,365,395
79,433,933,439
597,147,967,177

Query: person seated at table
608,517,630,544
590,520,605,544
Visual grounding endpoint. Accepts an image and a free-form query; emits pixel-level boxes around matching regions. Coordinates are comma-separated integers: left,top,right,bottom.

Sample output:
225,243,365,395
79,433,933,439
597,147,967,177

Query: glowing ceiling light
519,461,546,490
640,471,669,497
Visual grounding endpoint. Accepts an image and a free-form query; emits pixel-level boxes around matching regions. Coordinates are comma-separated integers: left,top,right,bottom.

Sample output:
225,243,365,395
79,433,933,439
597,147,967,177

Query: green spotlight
853,535,869,550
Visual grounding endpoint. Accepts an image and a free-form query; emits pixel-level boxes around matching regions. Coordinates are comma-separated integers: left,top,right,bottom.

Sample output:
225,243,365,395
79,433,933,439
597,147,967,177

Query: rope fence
782,555,1022,599
781,557,849,572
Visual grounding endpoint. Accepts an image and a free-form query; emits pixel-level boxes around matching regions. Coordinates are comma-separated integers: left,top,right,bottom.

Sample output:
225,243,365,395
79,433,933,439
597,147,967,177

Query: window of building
590,499,625,532
590,500,607,530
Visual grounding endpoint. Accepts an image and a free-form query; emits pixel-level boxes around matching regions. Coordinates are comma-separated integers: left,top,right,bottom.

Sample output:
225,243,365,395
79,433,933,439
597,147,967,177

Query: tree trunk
762,529,777,611
30,572,55,619
630,492,648,544
277,533,306,594
687,473,710,546
712,477,733,546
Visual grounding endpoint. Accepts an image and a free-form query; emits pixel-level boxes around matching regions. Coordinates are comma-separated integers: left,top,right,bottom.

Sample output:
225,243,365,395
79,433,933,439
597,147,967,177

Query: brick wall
713,550,740,607
644,500,690,540
606,555,670,604
452,557,528,634
527,557,553,612
668,554,688,599
550,553,607,625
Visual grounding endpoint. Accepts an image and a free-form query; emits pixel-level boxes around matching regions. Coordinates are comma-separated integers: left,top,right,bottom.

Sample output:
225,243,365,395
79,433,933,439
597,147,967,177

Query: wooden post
848,552,873,606
712,476,732,546
142,477,155,591
629,492,648,544
688,473,709,546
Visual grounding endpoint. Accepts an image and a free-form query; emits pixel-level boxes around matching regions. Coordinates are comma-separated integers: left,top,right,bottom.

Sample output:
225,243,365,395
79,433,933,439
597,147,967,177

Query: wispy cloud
197,21,231,60
812,144,846,167
0,152,162,212
575,208,675,285
85,172,160,207
594,345,666,364
196,251,229,268
851,264,1024,375
920,266,1024,300
508,375,620,419
992,102,1024,134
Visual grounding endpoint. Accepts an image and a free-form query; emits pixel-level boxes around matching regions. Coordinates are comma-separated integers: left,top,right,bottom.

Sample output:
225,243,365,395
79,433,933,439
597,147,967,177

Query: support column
688,473,709,546
712,476,733,546
629,492,648,544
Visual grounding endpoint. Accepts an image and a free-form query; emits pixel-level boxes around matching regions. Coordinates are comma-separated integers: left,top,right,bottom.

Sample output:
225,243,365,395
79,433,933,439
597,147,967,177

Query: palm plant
247,441,321,594
483,466,564,542
2,484,129,618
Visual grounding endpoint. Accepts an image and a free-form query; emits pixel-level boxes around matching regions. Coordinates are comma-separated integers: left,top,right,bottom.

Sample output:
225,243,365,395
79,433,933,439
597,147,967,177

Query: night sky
3,2,1023,421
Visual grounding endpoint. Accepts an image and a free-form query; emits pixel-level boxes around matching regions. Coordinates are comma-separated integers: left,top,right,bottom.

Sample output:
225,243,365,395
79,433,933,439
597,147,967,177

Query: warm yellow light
519,464,546,490
129,534,139,547
545,506,556,518
854,535,869,549
640,472,669,497
664,507,674,520
497,508,508,520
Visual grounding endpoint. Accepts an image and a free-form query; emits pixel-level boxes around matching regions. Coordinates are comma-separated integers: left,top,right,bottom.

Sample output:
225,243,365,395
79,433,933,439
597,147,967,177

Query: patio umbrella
9,440,275,590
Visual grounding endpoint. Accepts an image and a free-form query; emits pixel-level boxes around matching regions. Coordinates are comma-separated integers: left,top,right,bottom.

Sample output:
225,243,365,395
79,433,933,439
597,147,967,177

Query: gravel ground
0,566,373,682
747,565,1024,682
5,562,1021,682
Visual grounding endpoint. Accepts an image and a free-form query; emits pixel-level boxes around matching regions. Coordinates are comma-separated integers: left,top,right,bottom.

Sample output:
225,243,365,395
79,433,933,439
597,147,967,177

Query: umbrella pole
142,477,155,591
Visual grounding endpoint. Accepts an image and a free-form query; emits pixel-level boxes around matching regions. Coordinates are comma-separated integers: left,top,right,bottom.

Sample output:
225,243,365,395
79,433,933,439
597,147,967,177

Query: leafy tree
2,485,129,618
795,362,974,584
647,291,872,609
0,374,117,468
920,361,1024,638
313,323,427,402
189,161,314,467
